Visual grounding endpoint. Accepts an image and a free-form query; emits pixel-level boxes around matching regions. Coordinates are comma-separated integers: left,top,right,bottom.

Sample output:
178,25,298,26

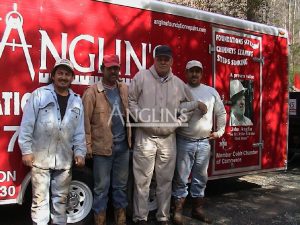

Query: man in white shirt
172,60,226,225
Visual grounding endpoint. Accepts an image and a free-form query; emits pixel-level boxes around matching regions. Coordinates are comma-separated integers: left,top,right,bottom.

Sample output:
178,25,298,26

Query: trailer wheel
67,167,93,225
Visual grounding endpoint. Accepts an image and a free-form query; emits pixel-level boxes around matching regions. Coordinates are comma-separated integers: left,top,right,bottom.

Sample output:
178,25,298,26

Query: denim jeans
92,140,129,213
172,134,211,199
31,167,71,225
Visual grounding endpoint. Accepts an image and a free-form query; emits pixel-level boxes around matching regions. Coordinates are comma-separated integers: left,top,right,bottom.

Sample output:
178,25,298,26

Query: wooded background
161,0,300,87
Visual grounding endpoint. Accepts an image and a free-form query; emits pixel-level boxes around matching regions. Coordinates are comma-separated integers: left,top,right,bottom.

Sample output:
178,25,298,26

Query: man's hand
22,154,34,167
74,156,85,167
198,101,207,114
86,152,93,159
209,132,219,140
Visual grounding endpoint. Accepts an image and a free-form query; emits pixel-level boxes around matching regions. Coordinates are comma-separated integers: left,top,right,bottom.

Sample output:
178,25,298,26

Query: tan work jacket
82,79,131,156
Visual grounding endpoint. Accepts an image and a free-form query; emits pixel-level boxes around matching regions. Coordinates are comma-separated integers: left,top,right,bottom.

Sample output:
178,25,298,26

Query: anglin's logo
0,3,34,81
108,106,189,128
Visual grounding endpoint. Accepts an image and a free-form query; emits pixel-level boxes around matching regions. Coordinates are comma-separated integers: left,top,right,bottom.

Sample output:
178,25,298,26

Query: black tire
67,167,93,225
288,151,296,163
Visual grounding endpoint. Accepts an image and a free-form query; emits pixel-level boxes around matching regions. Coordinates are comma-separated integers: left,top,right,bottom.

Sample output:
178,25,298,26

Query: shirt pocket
38,100,55,132
68,106,81,128
92,107,107,127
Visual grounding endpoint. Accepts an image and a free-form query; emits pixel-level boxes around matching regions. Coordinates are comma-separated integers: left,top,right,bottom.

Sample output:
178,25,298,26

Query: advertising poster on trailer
213,28,262,175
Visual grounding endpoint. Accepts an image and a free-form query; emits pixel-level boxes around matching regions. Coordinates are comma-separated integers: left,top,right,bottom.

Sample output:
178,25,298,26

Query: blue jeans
172,134,211,199
92,140,129,213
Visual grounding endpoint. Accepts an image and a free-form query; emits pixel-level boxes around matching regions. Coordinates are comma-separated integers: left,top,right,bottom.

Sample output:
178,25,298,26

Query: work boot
94,211,106,225
114,208,127,225
191,197,212,224
173,198,186,225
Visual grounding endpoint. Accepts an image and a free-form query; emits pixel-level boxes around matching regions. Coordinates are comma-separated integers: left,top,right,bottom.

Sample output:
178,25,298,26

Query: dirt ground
135,155,300,225
178,156,300,225
0,156,299,225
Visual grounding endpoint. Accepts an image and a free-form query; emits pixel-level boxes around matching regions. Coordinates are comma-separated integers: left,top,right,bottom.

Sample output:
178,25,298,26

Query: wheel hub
67,191,80,209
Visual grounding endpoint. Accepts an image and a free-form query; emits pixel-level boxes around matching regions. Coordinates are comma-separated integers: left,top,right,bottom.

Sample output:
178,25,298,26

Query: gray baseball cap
53,58,74,73
186,60,203,70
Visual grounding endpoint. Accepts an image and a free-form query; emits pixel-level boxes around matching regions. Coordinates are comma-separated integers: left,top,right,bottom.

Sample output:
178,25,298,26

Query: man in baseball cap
128,46,207,225
185,60,203,70
102,54,120,68
51,58,75,77
155,45,173,58
18,58,86,225
82,54,131,225
172,60,226,225
184,60,203,87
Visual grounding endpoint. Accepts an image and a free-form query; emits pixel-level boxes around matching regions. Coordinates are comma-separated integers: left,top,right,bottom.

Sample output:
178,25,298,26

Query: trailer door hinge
209,44,215,54
252,141,264,148
252,57,264,64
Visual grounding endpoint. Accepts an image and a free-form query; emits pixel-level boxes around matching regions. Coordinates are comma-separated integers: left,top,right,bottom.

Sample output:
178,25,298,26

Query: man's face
186,66,202,87
154,55,173,77
232,95,246,116
52,66,74,90
102,66,120,85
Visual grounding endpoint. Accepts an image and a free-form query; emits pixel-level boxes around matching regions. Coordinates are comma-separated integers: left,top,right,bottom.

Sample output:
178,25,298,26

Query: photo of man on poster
229,79,253,126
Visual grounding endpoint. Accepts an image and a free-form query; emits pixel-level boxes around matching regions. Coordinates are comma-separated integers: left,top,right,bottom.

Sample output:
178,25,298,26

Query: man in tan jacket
128,45,206,225
82,54,131,225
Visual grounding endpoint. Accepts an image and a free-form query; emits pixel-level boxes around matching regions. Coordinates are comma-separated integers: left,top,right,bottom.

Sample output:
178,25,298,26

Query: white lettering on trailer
216,34,243,45
0,92,31,116
0,4,153,85
124,41,147,75
217,55,231,64
40,30,150,80
216,46,236,54
69,35,95,73
230,58,248,66
230,73,254,80
221,158,242,164
0,170,16,182
39,72,102,85
4,126,19,152
216,55,248,66
244,39,259,49
237,49,253,57
0,186,16,197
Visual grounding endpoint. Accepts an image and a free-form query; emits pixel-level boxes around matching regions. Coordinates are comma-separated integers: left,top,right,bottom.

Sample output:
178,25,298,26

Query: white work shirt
177,84,226,139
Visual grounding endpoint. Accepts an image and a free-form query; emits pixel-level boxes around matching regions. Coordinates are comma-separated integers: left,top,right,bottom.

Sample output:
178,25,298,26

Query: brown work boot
191,197,212,224
94,211,106,225
173,198,186,225
114,208,127,225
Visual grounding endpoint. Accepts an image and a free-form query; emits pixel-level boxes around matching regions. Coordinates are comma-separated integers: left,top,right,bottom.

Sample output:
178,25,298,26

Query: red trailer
0,0,288,224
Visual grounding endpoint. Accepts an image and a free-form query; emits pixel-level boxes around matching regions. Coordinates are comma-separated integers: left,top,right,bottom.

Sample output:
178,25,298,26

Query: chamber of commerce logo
0,3,34,81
